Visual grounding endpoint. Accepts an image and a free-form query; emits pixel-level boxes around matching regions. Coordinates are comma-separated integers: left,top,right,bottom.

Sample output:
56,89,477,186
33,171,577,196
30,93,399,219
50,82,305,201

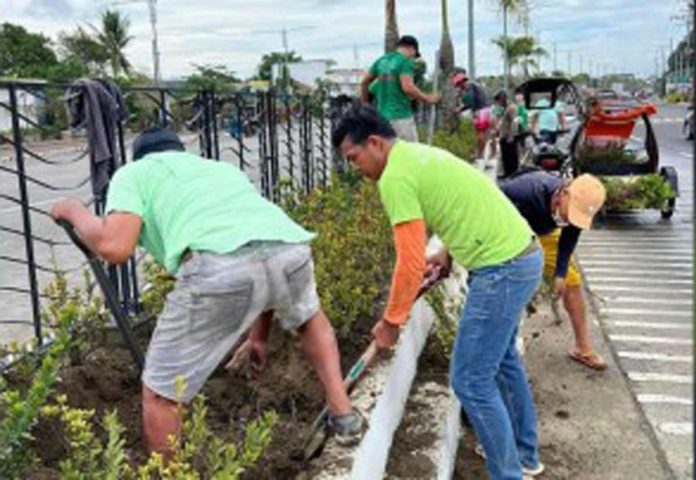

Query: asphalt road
577,102,693,479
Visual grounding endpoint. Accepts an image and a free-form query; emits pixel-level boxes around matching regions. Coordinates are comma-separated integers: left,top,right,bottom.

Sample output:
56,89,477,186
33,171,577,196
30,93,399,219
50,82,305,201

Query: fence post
211,91,220,160
8,83,42,345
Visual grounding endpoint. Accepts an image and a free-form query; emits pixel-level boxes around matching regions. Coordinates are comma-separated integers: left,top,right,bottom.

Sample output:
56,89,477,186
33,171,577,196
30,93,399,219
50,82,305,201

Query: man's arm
400,75,440,105
555,225,581,280
51,199,142,264
360,72,377,103
372,219,427,350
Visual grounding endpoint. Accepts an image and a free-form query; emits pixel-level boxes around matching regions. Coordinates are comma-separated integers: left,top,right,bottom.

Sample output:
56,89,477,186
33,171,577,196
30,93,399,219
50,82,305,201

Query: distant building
325,68,366,96
0,79,46,133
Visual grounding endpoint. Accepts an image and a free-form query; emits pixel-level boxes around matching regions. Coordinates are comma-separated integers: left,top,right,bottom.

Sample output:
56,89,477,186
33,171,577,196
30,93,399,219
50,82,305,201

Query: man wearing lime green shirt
51,128,362,459
361,35,440,142
332,106,545,480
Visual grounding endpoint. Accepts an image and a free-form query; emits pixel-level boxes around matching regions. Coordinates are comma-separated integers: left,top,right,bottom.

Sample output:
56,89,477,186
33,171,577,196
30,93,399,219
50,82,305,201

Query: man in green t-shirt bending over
51,128,362,459
332,105,545,480
361,35,440,142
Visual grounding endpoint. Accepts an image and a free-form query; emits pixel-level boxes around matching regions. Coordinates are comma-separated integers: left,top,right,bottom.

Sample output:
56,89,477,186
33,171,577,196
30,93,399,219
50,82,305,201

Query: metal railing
0,79,347,350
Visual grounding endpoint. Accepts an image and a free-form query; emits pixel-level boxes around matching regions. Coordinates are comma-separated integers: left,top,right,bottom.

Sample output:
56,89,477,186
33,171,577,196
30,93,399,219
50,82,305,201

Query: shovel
55,219,145,370
302,265,445,461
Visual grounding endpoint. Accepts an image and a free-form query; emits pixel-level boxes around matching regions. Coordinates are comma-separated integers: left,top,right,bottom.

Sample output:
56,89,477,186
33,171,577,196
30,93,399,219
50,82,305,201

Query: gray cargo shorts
390,116,419,142
143,242,320,402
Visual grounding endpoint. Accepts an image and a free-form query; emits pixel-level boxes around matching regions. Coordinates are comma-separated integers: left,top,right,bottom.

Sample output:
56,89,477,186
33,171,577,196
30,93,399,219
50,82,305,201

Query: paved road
577,103,693,479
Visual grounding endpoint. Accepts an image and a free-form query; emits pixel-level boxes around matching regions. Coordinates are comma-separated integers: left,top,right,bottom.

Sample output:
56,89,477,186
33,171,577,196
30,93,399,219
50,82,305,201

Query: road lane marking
637,394,693,406
610,334,691,345
611,321,691,330
618,351,691,363
627,372,692,383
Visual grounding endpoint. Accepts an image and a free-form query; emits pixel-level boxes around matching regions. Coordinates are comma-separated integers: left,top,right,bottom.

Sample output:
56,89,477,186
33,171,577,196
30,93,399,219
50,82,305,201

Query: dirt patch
18,316,374,479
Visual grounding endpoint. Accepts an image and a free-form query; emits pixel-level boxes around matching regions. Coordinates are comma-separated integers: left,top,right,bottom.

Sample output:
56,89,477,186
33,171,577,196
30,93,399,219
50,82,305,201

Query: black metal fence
0,79,350,350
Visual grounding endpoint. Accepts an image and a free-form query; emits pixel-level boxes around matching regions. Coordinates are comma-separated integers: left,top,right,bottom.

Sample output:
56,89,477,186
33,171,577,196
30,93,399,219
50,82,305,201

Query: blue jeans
451,249,543,480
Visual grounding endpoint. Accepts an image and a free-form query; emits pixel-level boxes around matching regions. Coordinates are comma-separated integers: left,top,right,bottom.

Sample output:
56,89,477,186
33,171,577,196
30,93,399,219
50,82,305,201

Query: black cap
397,35,420,58
132,127,185,160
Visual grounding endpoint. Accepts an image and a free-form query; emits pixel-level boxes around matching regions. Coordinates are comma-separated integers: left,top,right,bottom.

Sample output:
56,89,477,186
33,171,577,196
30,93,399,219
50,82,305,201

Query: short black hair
331,104,396,148
132,127,185,160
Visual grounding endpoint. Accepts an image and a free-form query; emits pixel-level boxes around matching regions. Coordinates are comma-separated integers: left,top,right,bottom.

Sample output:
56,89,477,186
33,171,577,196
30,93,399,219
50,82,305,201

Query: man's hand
552,277,567,298
372,319,400,351
426,248,452,278
50,198,84,222
225,338,268,377
428,94,443,105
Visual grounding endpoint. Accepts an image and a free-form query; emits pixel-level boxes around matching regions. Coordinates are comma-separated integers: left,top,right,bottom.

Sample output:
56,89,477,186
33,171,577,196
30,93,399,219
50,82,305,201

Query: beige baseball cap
567,174,606,230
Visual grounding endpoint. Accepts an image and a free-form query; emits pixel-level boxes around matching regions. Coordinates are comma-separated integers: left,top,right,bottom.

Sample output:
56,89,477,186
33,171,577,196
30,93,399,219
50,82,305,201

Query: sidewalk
520,298,672,480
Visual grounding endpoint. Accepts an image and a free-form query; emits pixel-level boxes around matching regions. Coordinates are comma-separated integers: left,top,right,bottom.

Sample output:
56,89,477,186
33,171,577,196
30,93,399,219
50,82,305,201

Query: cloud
0,0,685,79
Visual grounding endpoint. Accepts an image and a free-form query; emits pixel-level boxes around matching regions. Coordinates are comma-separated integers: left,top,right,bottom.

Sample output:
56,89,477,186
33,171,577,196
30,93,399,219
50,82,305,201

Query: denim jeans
451,249,543,480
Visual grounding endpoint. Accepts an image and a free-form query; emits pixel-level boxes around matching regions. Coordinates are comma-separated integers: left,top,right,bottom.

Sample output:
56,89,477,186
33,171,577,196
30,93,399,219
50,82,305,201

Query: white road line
588,277,692,287
656,423,693,436
603,308,692,318
584,267,692,278
591,285,693,295
610,335,692,345
627,372,692,384
581,260,690,269
601,297,692,307
580,253,693,261
679,152,692,158
637,394,693,406
618,351,692,363
579,248,693,255
611,321,691,330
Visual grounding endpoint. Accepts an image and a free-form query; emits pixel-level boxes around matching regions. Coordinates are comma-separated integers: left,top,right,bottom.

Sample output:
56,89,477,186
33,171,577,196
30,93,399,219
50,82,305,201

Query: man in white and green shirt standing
51,128,362,459
361,35,440,142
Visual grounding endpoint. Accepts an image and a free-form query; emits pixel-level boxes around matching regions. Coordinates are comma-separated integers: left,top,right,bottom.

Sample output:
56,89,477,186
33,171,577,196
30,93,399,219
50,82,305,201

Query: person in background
452,70,492,160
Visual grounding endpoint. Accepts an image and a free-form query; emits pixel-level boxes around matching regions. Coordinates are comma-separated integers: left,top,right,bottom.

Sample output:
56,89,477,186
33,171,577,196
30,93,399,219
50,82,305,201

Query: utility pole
109,0,161,84
467,0,475,79
567,51,572,76
254,25,316,91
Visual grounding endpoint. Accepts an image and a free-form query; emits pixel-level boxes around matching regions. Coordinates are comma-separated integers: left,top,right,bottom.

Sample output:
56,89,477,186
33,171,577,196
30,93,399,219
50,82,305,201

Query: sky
0,0,691,80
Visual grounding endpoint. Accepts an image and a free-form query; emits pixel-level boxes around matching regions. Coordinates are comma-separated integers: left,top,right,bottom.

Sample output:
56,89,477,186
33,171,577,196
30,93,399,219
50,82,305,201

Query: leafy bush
601,174,676,211
575,144,644,167
425,280,466,359
0,301,75,479
289,177,394,337
423,118,476,163
41,386,277,480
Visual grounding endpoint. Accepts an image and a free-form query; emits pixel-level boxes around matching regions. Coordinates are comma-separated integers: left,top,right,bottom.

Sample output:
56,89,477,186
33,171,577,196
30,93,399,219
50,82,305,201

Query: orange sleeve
384,219,427,326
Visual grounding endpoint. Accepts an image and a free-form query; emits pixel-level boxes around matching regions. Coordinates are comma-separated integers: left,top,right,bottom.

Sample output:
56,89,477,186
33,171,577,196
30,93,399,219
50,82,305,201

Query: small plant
140,259,176,320
425,281,466,359
42,377,277,479
0,303,76,479
600,174,676,211
420,119,477,163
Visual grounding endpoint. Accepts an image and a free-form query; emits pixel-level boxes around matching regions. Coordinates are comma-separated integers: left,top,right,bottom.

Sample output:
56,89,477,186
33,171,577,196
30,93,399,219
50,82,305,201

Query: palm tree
494,0,527,91
385,0,399,53
438,0,459,131
492,35,547,80
91,10,133,78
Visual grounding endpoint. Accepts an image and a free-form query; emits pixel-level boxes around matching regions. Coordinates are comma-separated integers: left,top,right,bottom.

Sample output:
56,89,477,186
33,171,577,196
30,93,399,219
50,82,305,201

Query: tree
59,27,110,76
0,23,58,78
492,35,547,80
385,0,399,53
438,0,459,131
256,51,302,90
90,10,133,78
492,0,528,91
184,64,238,92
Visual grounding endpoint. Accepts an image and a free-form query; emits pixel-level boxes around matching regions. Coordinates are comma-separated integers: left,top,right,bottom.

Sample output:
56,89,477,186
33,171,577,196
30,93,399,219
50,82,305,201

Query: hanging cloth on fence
64,78,126,203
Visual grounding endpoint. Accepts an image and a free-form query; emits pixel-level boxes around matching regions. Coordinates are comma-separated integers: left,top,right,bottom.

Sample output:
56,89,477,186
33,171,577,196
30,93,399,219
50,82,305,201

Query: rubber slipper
568,350,607,371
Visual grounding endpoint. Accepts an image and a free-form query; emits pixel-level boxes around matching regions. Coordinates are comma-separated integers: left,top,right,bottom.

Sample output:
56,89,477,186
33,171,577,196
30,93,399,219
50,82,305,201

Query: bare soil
18,315,375,479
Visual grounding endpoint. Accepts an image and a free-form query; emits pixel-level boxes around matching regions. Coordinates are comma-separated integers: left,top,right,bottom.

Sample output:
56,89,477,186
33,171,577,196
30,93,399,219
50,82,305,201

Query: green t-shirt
517,104,529,130
105,151,314,274
369,52,415,121
377,141,533,270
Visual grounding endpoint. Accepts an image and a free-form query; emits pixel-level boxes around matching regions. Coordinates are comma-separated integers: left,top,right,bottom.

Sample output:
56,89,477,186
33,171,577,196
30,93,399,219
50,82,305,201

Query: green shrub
601,174,676,211
423,119,476,163
289,177,394,337
425,281,465,359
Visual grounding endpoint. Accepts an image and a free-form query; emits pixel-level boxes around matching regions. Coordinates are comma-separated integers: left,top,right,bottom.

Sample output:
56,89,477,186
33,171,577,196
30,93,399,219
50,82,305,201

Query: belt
513,236,540,260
